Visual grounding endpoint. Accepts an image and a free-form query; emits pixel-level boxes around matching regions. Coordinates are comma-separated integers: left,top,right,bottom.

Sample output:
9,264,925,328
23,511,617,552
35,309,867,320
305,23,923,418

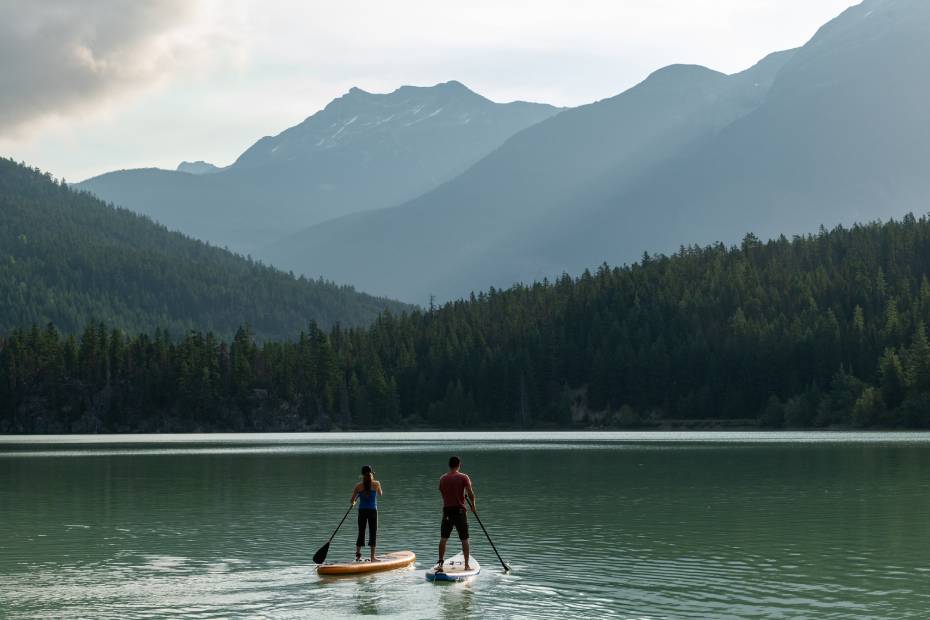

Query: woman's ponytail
361,464,373,492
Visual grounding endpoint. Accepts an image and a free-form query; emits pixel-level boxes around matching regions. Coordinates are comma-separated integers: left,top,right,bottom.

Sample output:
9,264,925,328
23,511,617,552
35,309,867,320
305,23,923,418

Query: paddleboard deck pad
317,550,415,575
426,553,480,581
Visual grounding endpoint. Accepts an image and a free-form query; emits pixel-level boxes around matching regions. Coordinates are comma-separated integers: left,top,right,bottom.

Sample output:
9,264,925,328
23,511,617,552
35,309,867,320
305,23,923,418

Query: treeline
0,158,409,340
6,215,930,432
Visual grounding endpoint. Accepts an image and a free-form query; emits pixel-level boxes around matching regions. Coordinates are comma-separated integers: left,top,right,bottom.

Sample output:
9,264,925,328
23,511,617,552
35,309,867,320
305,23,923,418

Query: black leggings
356,508,378,547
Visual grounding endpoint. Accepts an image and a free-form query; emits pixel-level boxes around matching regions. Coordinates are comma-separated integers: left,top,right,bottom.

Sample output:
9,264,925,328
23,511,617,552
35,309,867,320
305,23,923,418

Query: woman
351,464,383,562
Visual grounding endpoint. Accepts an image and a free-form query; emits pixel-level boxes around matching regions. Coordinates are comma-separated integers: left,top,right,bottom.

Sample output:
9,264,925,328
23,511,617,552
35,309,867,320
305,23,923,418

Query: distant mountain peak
611,64,728,103
434,79,473,93
393,80,488,105
644,63,726,85
343,80,482,101
177,160,221,175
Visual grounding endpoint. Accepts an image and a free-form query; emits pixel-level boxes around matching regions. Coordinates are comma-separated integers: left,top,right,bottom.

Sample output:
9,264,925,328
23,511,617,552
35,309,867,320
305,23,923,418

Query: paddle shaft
467,496,510,572
327,501,355,544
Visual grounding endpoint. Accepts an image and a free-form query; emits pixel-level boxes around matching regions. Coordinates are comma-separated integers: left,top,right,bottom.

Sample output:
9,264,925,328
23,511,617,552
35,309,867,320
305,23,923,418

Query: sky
0,0,860,182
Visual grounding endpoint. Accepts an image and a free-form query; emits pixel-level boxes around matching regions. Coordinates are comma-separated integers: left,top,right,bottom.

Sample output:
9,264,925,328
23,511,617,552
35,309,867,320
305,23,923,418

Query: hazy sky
0,0,860,181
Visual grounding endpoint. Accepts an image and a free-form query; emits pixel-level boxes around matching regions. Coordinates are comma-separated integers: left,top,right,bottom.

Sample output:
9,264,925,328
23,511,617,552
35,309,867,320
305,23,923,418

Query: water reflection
353,574,382,616
437,581,477,618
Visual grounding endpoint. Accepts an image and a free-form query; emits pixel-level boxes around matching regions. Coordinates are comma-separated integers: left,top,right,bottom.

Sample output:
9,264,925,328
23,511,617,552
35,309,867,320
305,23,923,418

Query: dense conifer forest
6,209,930,432
0,158,409,340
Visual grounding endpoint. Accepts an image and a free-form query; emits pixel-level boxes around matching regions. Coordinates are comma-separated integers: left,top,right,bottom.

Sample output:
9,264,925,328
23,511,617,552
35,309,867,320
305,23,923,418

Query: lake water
2,432,930,619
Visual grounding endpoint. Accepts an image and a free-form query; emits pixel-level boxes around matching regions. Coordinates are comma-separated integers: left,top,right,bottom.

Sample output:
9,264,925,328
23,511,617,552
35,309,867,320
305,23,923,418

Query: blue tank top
358,487,377,510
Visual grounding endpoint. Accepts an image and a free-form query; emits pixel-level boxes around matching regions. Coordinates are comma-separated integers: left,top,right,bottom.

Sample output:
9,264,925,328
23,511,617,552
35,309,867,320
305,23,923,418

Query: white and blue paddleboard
426,553,480,582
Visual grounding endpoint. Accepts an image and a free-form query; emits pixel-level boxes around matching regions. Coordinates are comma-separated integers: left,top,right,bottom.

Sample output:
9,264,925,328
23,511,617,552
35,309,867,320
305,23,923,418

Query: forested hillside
6,216,930,432
0,159,409,340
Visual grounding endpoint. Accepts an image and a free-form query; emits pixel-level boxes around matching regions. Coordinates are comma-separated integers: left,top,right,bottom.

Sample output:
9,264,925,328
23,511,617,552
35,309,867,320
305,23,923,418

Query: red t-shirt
439,471,472,508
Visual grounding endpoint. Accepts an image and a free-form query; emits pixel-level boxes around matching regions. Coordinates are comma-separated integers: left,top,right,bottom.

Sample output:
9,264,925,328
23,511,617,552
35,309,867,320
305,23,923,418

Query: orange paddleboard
317,550,416,575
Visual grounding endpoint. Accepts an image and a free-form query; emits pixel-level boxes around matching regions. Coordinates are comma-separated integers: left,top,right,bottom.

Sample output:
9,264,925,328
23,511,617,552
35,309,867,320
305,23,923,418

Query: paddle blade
312,542,330,565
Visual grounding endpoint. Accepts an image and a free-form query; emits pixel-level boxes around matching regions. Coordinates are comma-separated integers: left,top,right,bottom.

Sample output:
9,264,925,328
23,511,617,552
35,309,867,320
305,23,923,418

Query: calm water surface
2,432,930,619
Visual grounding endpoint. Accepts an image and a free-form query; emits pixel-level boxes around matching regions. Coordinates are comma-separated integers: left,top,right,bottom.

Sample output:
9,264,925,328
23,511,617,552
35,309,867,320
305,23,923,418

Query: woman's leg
368,511,378,561
355,510,365,559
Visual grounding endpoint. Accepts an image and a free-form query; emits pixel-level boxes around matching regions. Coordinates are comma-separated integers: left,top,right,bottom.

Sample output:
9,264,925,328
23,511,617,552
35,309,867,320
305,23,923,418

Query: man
436,455,476,571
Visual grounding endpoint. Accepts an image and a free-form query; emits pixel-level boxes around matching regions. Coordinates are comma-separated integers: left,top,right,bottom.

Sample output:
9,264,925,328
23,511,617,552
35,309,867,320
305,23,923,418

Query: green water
2,432,930,619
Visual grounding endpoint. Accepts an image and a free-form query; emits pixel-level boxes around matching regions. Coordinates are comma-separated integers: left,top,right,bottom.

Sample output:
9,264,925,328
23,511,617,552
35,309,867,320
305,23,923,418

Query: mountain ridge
263,49,797,301
76,82,561,253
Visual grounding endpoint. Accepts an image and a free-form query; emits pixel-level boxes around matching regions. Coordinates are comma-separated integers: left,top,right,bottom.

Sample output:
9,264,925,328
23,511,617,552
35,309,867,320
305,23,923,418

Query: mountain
265,0,930,303
563,0,930,268
76,82,560,253
263,51,795,301
0,158,410,339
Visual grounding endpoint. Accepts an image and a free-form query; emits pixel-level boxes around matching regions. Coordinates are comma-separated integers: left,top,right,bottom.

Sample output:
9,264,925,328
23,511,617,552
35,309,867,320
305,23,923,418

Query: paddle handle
467,497,510,572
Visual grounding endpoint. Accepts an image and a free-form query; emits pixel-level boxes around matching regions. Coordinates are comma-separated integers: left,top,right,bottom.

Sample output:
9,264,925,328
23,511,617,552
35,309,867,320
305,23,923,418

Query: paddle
467,496,510,572
313,500,356,564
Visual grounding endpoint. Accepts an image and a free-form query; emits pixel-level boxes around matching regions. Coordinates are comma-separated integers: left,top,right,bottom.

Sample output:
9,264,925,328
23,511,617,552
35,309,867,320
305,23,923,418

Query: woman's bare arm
375,480,383,496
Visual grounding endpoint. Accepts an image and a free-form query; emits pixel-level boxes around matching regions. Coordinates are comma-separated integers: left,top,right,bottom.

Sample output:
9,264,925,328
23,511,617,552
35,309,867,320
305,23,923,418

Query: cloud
0,0,216,135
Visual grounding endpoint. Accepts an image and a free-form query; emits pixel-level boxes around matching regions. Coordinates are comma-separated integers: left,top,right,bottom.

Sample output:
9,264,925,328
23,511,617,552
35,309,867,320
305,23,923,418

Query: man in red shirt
436,455,477,571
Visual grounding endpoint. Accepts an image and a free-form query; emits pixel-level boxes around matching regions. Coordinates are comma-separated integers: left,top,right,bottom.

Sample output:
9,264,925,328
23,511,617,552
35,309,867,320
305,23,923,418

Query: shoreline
3,428,930,444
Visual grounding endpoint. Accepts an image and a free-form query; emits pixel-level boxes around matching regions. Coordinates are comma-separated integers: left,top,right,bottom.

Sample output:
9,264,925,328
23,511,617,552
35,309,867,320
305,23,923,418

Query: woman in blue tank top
350,465,383,562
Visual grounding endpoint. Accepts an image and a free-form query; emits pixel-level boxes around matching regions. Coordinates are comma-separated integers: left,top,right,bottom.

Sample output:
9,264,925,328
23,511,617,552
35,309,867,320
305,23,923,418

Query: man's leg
438,537,448,570
438,509,454,570
458,510,472,569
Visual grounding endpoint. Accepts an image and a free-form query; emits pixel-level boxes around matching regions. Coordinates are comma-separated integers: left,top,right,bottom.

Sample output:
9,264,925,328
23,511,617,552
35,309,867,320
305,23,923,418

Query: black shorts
440,506,469,540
